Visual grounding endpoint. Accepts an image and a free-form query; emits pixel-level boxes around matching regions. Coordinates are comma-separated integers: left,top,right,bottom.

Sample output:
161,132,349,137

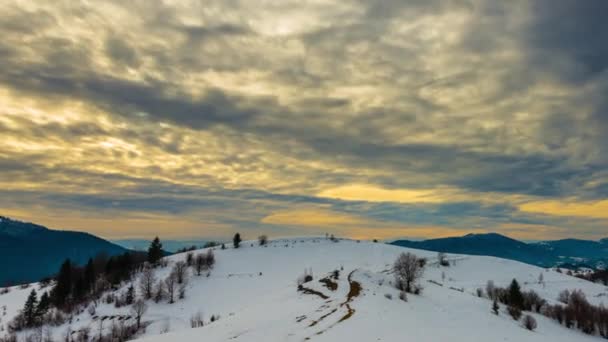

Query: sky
1,0,607,241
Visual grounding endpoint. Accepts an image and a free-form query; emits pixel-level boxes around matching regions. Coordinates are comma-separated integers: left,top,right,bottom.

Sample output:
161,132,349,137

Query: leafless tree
139,265,156,300
205,250,215,269
165,273,177,304
173,261,188,285
186,252,194,267
486,280,496,300
195,254,206,276
558,289,570,304
154,281,164,303
131,299,147,330
393,252,425,293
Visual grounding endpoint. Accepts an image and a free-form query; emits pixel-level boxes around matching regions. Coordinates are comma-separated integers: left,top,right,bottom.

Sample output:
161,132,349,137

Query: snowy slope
1,238,607,341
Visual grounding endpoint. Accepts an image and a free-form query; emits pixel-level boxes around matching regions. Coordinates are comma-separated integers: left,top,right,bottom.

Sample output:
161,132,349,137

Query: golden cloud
519,199,608,219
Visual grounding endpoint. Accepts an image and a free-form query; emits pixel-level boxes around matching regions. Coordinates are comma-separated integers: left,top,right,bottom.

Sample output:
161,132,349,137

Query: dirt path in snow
302,269,362,340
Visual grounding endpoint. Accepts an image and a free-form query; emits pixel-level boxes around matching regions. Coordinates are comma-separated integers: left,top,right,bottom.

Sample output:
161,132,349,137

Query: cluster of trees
543,289,608,337
577,269,608,286
9,289,51,330
139,249,215,306
49,252,148,310
393,252,426,294
486,278,608,336
4,236,225,341
486,279,546,315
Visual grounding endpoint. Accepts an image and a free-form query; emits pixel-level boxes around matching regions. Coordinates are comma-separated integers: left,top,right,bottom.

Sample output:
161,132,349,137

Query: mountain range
0,216,127,285
391,233,608,268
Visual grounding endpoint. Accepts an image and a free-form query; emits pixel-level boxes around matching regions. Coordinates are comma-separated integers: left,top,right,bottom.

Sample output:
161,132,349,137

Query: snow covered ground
1,237,607,341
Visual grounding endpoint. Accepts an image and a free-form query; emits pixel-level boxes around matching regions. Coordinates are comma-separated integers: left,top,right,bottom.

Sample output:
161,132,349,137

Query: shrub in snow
438,252,449,267
393,252,425,293
557,289,570,304
297,268,314,285
523,315,537,331
384,293,392,300
476,288,484,298
190,311,204,328
508,305,522,320
399,291,408,302
258,235,268,246
492,300,500,315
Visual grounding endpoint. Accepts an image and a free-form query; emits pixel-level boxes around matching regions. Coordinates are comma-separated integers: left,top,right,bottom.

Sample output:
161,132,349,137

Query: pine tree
508,279,524,309
233,233,241,249
23,289,38,327
73,275,86,301
126,285,135,305
52,259,72,306
492,299,500,315
36,292,50,319
148,237,164,265
84,258,95,290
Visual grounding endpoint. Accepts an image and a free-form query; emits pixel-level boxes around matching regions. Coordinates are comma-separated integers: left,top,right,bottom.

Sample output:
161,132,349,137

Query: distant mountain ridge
391,233,608,268
0,216,128,285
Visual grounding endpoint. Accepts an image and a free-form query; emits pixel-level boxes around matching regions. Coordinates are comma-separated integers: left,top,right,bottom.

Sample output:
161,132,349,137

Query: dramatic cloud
1,0,606,240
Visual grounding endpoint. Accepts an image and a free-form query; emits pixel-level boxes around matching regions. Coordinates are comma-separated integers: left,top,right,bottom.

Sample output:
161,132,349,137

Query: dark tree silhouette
233,233,242,249
508,279,524,310
51,259,72,306
36,292,50,318
492,299,500,315
23,289,38,327
126,285,135,305
148,237,164,265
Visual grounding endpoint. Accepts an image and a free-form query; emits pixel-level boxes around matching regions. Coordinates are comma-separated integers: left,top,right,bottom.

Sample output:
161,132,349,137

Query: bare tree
186,252,194,267
139,265,156,300
195,254,206,276
165,273,177,304
131,299,147,330
486,280,496,300
205,250,215,269
393,252,425,293
154,280,165,303
173,261,188,284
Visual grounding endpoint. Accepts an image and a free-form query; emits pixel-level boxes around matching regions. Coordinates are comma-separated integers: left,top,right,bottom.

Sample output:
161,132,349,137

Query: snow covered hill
1,237,607,341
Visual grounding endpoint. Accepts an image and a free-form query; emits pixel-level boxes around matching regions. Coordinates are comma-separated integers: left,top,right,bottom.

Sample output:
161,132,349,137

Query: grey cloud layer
1,0,607,237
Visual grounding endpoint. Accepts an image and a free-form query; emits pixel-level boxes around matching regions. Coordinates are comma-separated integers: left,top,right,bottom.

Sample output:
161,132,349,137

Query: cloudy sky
1,0,607,240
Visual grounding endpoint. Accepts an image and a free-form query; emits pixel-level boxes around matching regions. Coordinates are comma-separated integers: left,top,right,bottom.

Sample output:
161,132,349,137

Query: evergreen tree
36,292,50,318
23,289,38,327
84,258,96,290
126,285,135,305
73,275,86,301
148,237,164,265
233,233,242,249
508,279,524,309
52,259,72,306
